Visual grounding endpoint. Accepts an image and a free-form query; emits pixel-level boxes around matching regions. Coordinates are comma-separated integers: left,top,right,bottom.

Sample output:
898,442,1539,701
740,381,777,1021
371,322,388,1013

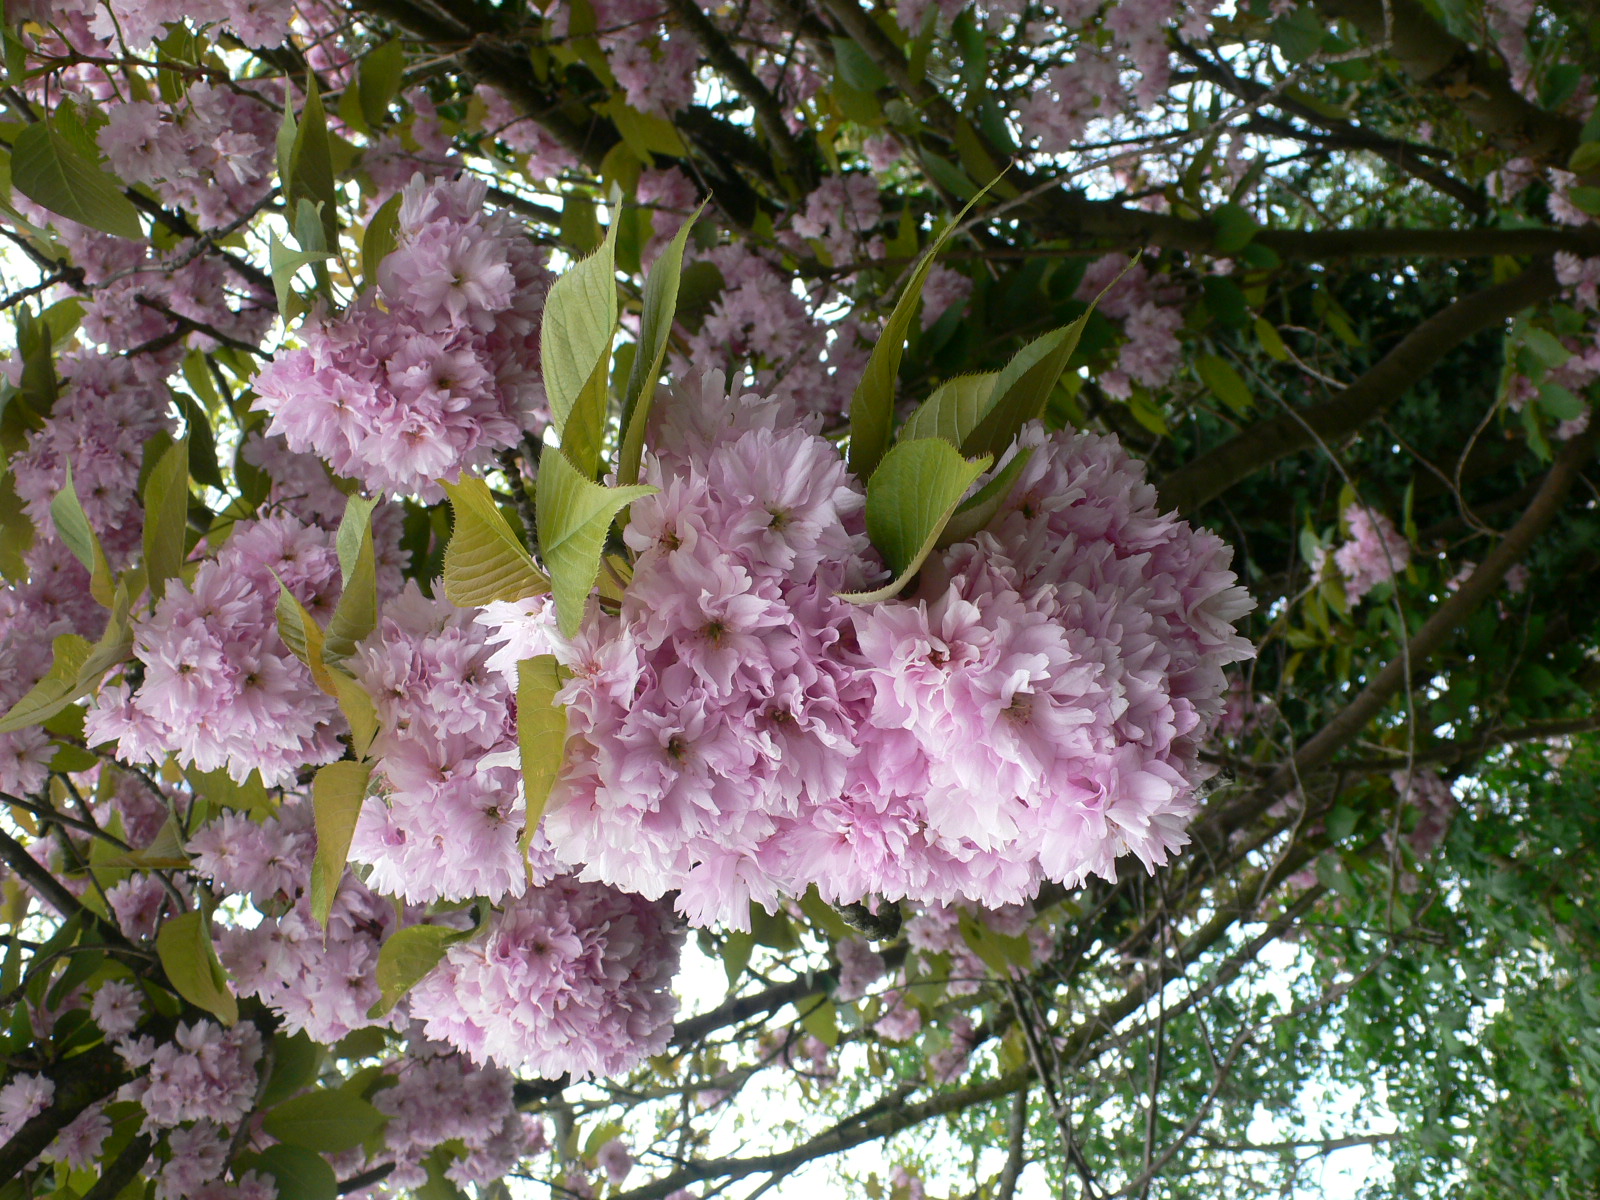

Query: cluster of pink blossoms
1333,505,1411,603
253,175,554,498
346,585,533,903
409,875,684,1080
122,1019,263,1130
482,375,1252,927
189,798,398,1043
86,516,346,786
367,1046,537,1192
96,82,281,229
10,351,174,561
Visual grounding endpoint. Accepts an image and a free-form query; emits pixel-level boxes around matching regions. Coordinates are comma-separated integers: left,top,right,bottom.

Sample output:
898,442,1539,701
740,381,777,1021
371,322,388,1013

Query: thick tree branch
1314,0,1582,165
664,0,815,186
1159,260,1558,513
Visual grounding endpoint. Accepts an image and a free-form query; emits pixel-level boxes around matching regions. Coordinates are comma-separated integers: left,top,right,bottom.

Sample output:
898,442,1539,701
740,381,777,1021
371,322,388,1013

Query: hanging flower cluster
482,375,1253,928
252,175,554,499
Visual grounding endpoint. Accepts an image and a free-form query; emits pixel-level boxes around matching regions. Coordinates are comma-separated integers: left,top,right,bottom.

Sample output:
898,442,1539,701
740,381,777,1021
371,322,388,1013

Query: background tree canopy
0,0,1599,1196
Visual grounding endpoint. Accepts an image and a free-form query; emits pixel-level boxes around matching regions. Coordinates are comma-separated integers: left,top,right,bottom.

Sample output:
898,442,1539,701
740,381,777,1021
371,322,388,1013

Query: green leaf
310,760,373,928
619,201,705,487
541,218,619,477
535,449,656,636
842,439,991,603
51,461,114,606
360,191,402,288
440,476,549,607
186,767,272,816
801,996,840,1048
11,118,142,240
259,1032,323,1108
252,1145,337,1200
358,40,406,129
1202,275,1249,329
264,1088,388,1154
1566,187,1600,217
847,178,1001,479
175,392,223,489
155,910,238,1025
896,372,999,447
0,472,35,582
142,437,189,602
286,77,338,248
1254,317,1289,362
831,37,890,90
369,923,471,1017
1195,354,1254,414
937,445,1034,547
1569,141,1600,176
1538,382,1586,421
962,324,1080,459
1211,202,1258,252
269,232,334,317
516,655,568,860
324,496,378,663
0,588,132,734
328,668,379,761
1523,326,1571,369
275,577,334,694
0,633,89,733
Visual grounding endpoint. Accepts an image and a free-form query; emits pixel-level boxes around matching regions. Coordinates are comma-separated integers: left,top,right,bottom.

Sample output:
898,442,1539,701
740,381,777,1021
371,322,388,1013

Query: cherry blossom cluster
409,875,684,1079
1333,505,1411,604
95,83,282,230
190,798,398,1043
253,174,554,498
367,1043,539,1192
347,585,534,904
9,350,175,560
86,515,346,786
482,374,1252,928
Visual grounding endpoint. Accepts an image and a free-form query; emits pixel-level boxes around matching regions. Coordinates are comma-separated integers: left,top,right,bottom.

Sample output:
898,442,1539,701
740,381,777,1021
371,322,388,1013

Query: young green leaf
324,496,378,663
618,202,706,487
287,76,338,248
360,191,402,288
369,923,472,1017
358,40,406,129
536,449,657,636
440,476,549,608
841,438,992,604
310,760,374,931
847,179,1000,480
936,444,1034,548
517,655,568,862
155,909,238,1026
896,372,999,447
11,118,143,240
251,1145,338,1200
142,436,189,602
1195,354,1254,414
275,578,334,694
962,321,1082,459
268,232,335,317
327,669,379,761
541,218,620,475
51,462,114,606
263,1088,387,1154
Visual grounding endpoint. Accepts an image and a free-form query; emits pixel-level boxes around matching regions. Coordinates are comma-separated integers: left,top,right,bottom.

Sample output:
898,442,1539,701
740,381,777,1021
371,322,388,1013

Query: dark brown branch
664,0,815,186
80,1135,153,1200
1314,0,1582,165
1177,42,1487,214
1159,260,1558,513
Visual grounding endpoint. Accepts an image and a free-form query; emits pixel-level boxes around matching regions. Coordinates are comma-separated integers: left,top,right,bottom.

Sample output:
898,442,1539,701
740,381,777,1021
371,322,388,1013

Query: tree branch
1159,260,1558,513
1313,0,1582,165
